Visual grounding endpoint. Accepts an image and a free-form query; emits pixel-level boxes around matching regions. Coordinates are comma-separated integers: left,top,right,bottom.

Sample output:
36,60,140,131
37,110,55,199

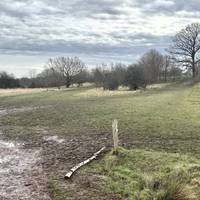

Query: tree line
1,23,200,89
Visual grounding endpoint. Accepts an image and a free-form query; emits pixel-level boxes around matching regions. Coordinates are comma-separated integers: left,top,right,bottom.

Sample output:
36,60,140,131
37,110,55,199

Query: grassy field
1,82,200,199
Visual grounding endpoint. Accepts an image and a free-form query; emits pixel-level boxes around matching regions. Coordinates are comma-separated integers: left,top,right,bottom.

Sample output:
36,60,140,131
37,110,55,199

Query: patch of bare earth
0,106,121,200
0,106,49,117
0,107,51,200
41,132,122,200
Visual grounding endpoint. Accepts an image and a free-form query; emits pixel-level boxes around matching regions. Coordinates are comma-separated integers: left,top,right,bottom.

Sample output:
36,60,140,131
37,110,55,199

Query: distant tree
111,63,127,86
169,23,200,77
29,69,37,79
45,57,85,88
163,55,171,82
0,72,19,88
38,67,64,88
168,67,183,80
19,77,32,88
92,66,105,87
73,70,90,86
124,65,146,90
29,81,37,88
102,71,119,90
140,49,164,83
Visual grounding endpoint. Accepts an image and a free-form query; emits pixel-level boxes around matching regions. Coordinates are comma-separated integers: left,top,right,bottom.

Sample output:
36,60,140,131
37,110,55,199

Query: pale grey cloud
0,0,199,77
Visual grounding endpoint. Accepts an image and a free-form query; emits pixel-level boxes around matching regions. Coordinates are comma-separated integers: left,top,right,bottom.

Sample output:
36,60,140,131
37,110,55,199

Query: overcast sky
0,0,200,77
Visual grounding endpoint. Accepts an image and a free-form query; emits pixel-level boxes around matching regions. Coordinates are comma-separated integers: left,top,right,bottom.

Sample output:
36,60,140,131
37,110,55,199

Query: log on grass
65,146,106,179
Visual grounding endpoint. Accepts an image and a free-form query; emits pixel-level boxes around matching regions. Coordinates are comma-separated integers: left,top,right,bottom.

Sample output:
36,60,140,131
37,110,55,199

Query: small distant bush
124,65,147,90
103,72,119,90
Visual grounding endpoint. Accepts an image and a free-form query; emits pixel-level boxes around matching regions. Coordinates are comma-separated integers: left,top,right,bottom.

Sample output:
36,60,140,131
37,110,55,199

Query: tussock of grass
88,148,200,200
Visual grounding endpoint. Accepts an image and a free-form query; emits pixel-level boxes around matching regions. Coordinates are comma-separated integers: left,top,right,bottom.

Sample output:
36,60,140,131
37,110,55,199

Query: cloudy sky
0,0,199,77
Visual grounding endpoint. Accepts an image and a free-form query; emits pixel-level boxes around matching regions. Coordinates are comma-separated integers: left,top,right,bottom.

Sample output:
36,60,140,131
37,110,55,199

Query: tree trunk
65,78,71,88
66,83,70,88
192,52,196,77
164,64,167,82
192,60,196,78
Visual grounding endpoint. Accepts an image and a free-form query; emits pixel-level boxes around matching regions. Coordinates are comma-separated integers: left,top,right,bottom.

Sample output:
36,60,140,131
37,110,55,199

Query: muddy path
0,107,51,200
0,106,118,200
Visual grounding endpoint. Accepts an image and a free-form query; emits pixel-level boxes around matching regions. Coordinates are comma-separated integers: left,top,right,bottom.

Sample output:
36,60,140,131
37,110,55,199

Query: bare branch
169,23,200,77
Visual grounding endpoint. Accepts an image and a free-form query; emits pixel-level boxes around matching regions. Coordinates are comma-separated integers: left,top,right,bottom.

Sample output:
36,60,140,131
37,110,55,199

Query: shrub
124,65,147,90
102,71,119,90
138,173,197,200
156,181,196,200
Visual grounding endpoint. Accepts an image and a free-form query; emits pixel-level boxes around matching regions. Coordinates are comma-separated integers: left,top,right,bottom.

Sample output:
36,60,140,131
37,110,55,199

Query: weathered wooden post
112,119,119,153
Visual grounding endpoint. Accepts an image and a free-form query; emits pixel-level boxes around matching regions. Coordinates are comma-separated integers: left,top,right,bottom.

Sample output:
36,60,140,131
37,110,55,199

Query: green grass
87,148,200,199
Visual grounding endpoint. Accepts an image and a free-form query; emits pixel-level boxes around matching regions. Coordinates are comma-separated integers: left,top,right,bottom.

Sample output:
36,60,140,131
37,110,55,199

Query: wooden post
112,119,119,152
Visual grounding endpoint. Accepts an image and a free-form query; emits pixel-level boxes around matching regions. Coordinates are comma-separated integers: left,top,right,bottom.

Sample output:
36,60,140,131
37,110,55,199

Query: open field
1,82,200,199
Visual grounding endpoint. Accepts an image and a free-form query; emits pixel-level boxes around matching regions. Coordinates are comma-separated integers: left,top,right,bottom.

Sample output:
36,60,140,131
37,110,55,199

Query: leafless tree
139,49,164,83
38,67,64,88
169,23,200,77
163,55,171,82
29,69,37,79
45,57,85,88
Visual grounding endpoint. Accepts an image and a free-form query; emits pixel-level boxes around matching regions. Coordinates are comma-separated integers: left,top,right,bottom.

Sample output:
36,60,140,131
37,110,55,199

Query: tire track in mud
0,107,51,200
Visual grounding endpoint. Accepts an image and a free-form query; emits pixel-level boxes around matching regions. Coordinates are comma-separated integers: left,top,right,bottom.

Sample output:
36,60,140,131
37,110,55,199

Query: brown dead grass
0,88,46,96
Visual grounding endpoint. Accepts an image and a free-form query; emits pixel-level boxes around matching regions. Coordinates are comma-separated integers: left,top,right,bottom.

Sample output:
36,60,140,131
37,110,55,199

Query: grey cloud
0,0,199,76
0,0,63,19
134,0,200,15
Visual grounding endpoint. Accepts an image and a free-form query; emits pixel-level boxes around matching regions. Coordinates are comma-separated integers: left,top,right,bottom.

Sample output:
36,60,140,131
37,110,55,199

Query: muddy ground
0,106,122,200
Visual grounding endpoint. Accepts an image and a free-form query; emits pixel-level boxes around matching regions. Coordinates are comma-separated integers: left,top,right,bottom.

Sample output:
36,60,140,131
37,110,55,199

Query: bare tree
45,57,85,88
124,64,147,90
139,49,164,83
38,67,65,88
169,23,200,77
163,55,171,82
29,69,37,79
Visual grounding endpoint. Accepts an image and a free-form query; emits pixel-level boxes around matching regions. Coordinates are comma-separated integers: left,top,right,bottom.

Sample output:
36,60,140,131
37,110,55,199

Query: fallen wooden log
65,146,106,179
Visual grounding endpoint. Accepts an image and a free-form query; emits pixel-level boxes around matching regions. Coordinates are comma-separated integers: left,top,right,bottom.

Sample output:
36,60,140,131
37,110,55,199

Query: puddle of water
0,139,51,200
0,107,52,199
0,140,16,148
43,135,65,143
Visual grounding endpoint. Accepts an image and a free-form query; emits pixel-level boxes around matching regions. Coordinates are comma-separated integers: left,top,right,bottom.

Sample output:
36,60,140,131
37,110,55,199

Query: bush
103,71,119,90
92,67,105,87
124,65,147,90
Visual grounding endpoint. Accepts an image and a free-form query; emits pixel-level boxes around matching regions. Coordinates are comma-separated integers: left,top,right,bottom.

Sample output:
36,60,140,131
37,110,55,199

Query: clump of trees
0,53,184,90
0,72,19,88
91,49,183,91
92,63,126,90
